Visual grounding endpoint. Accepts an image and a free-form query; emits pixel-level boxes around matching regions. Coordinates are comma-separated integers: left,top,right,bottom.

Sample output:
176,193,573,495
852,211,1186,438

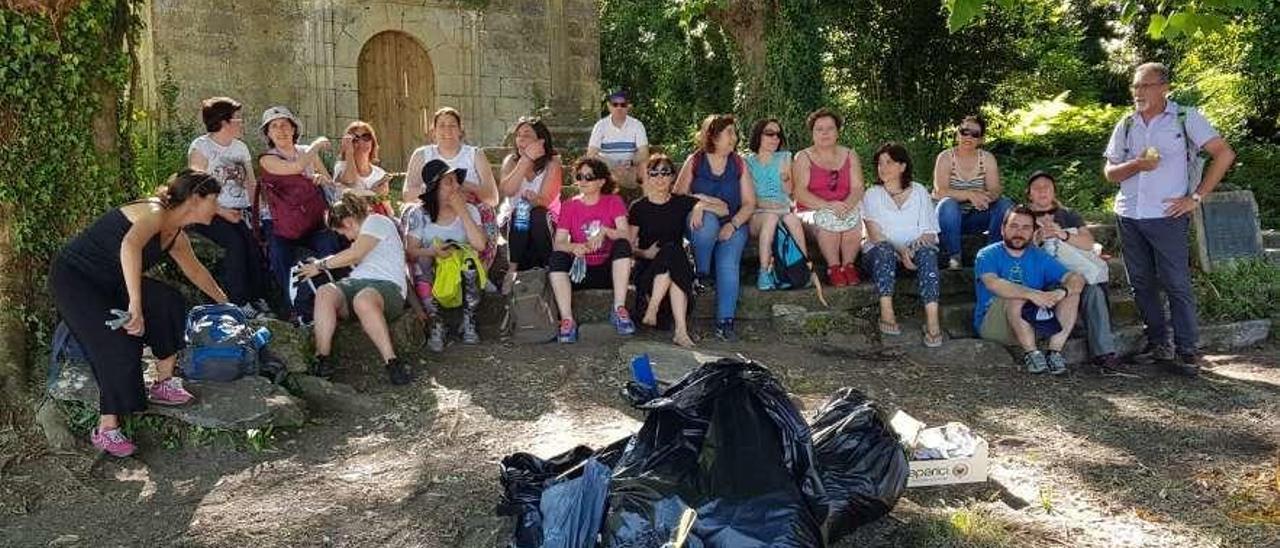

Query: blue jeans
1117,215,1197,354
937,196,1013,260
265,219,343,302
688,211,748,321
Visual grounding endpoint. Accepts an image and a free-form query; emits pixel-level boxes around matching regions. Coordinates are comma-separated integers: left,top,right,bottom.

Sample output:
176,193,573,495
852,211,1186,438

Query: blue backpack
182,304,270,382
771,223,813,290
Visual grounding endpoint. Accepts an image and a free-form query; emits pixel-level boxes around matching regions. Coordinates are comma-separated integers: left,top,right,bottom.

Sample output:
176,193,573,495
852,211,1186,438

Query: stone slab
618,341,725,385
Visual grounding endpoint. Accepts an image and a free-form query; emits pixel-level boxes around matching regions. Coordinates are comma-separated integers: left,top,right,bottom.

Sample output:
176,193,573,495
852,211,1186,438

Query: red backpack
254,154,328,240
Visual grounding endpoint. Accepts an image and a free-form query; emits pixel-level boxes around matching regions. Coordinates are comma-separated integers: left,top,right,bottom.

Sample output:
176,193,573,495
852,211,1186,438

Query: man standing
975,207,1086,376
586,90,649,188
1103,62,1236,376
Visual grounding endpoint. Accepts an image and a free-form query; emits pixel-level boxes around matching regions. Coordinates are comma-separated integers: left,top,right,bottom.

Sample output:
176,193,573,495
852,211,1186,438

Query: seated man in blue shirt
974,206,1086,375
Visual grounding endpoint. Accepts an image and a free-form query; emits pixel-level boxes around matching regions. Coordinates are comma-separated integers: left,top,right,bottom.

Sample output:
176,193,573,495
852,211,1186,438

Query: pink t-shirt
558,194,627,266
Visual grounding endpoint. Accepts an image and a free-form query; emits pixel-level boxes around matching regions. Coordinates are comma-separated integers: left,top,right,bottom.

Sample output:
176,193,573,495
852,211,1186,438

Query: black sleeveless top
56,208,181,286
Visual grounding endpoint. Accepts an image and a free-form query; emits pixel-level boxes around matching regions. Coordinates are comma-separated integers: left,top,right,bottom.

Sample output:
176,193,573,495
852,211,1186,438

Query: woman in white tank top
403,107,500,267
333,120,393,216
500,118,563,273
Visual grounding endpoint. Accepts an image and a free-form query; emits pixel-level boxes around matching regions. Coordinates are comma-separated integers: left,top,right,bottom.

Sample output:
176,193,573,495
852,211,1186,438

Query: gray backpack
501,268,558,344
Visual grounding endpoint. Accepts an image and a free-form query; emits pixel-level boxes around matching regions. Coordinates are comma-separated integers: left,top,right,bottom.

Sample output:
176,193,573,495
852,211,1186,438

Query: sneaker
1132,342,1174,365
1166,353,1201,377
239,303,263,320
842,264,861,286
385,357,413,386
1096,353,1133,376
611,306,637,336
557,319,578,344
427,322,447,353
460,319,480,345
91,427,136,457
827,266,847,287
1045,350,1068,376
947,256,963,270
692,276,713,297
311,354,335,379
253,298,274,315
148,377,194,406
1023,350,1049,374
715,319,739,343
757,268,776,291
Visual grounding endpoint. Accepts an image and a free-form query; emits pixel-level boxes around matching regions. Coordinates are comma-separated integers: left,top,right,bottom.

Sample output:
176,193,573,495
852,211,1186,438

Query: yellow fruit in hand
1143,146,1161,160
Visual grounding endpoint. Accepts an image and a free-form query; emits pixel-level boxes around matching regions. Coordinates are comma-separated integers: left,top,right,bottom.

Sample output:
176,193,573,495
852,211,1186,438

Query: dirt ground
1,321,1277,547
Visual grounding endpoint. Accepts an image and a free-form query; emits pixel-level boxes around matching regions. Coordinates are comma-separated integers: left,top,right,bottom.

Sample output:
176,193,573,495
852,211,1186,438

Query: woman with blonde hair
333,120,394,216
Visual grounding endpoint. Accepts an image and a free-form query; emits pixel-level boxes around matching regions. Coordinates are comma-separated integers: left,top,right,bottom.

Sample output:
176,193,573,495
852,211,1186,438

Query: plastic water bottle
514,199,531,232
570,255,587,283
631,353,656,389
251,327,272,349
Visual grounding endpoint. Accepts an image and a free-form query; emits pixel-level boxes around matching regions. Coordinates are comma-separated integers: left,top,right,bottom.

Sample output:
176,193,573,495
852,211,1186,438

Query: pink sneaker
148,377,194,406
91,427,136,457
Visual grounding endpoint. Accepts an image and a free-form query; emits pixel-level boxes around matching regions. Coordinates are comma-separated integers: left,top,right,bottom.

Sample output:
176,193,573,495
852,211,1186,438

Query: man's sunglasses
958,127,984,138
647,168,674,178
610,102,629,108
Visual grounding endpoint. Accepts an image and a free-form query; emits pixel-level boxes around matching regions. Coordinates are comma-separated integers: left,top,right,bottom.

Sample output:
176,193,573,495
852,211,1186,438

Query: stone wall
139,0,600,153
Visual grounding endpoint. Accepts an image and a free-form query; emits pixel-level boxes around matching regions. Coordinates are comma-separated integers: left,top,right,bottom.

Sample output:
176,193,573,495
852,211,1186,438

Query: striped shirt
588,115,648,166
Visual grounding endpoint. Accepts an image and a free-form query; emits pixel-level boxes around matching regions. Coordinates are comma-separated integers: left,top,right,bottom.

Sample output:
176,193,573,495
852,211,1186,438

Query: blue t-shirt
973,242,1069,331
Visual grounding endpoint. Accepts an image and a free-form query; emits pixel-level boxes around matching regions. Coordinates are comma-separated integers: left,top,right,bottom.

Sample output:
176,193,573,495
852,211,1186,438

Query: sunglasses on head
958,127,984,138
349,132,373,142
575,172,599,182
647,168,674,178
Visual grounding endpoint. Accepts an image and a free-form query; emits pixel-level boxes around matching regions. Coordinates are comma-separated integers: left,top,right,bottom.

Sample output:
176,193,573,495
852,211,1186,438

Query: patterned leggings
865,242,941,304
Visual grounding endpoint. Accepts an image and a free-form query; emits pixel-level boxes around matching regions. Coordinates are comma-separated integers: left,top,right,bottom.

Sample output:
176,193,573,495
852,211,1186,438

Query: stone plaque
1192,190,1264,271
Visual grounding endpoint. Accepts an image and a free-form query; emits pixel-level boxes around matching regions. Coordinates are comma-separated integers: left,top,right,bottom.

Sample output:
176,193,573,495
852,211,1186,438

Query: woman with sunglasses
794,108,865,287
932,114,1012,270
548,158,635,343
499,118,562,273
745,118,807,290
333,120,394,216
629,154,724,348
50,170,229,457
403,107,500,269
674,114,757,342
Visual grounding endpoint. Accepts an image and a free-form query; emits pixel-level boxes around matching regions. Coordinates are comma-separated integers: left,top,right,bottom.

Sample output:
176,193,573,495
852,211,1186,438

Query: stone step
1268,248,1280,266
1263,229,1280,249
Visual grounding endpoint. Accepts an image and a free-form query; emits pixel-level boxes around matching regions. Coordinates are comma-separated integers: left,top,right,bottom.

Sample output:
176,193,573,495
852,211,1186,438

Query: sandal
922,325,944,348
878,321,902,336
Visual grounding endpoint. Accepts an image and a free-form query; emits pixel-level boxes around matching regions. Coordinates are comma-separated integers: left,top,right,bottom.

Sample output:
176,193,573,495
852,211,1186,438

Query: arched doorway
358,31,435,172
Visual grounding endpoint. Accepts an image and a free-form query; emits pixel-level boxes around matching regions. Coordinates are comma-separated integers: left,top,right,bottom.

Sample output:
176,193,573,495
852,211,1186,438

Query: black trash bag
498,438,631,547
539,458,612,548
603,358,828,547
809,387,909,542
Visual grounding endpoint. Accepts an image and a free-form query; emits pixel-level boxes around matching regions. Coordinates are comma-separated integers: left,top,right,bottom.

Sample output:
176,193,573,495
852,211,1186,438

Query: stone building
136,0,601,170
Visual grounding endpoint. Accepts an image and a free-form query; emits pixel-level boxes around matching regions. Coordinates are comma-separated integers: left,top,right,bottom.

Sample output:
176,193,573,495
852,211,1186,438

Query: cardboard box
889,410,990,487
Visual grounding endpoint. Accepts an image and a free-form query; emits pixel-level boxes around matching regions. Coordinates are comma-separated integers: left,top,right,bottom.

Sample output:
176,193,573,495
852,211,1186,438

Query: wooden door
358,31,435,173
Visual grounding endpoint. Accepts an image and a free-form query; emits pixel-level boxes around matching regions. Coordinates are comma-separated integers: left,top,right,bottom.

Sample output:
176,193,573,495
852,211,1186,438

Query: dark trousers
507,206,555,271
265,220,343,304
188,216,268,306
549,239,633,289
1117,215,1198,354
50,262,186,415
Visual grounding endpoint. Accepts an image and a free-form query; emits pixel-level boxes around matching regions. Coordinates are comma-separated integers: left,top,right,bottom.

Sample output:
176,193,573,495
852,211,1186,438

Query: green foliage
1194,259,1280,322
599,0,736,158
0,0,144,343
131,58,199,190
947,0,1257,40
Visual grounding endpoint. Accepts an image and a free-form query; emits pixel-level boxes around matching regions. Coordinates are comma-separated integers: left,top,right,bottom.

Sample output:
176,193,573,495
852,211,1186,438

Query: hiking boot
1023,350,1049,374
385,358,413,386
757,268,776,291
842,264,861,286
460,317,480,345
1132,342,1174,365
427,322,447,353
1166,353,1201,377
310,355,335,379
91,427,136,457
827,265,847,287
1045,350,1068,376
557,319,578,344
715,319,739,343
1096,353,1133,376
148,377,193,406
611,306,637,336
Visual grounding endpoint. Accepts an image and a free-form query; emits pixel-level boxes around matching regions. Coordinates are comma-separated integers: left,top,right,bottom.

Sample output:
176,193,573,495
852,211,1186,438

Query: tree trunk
708,0,771,118
0,203,28,411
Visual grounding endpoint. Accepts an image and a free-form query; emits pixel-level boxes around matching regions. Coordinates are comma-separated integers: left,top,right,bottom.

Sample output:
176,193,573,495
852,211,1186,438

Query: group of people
51,62,1234,457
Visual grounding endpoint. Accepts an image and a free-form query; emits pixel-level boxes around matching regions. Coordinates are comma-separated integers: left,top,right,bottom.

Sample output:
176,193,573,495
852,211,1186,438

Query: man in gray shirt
1103,62,1236,376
